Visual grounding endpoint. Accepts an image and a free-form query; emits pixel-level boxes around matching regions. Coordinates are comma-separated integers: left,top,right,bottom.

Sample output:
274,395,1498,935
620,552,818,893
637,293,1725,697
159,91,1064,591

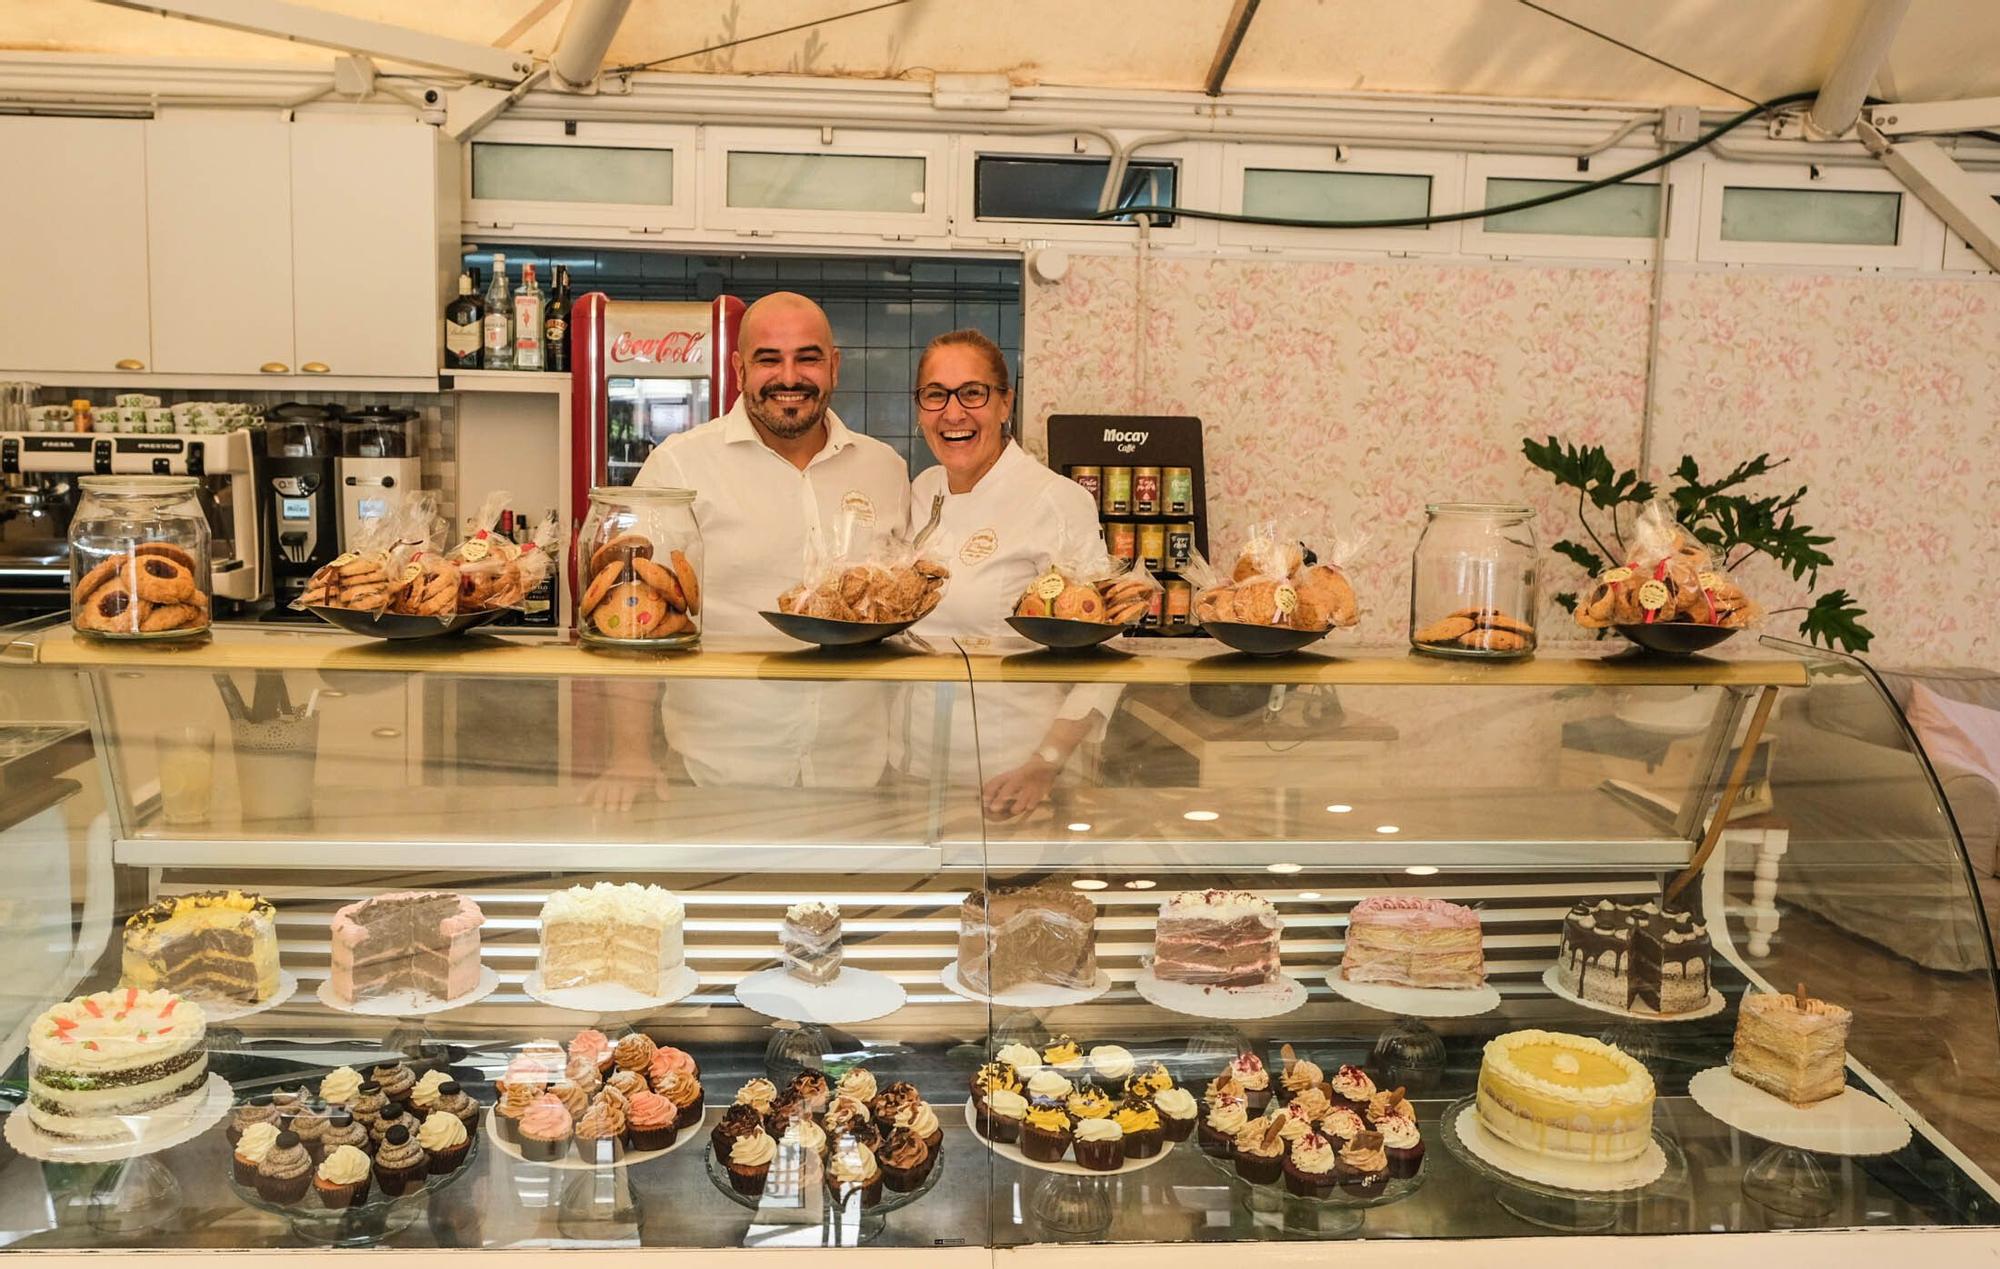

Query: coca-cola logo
611,329,707,364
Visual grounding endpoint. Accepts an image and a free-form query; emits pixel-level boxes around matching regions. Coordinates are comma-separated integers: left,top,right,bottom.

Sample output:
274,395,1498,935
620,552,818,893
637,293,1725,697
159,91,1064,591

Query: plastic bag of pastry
1573,501,1761,630
1194,522,1365,632
775,512,948,625
295,491,441,617
1012,543,1158,626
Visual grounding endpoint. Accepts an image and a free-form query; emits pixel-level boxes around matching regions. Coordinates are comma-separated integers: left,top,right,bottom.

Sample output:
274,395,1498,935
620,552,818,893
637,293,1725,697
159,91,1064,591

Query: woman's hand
582,757,670,813
982,754,1058,820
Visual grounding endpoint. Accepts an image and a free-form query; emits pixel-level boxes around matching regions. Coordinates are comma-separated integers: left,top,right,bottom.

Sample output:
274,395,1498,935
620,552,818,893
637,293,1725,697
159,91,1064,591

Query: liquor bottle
543,266,572,373
442,271,483,370
482,255,513,370
513,264,545,372
497,509,515,540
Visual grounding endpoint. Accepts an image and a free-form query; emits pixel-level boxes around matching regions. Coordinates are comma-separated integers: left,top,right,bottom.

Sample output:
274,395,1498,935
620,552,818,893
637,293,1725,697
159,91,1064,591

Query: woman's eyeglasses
915,382,997,411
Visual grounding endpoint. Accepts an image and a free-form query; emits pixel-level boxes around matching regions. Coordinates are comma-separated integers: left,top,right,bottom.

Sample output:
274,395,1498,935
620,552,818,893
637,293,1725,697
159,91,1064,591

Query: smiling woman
914,330,1014,494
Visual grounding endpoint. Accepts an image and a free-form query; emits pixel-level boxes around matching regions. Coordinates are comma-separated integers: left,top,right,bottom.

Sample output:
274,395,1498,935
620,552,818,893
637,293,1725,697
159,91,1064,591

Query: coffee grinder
262,402,342,616
337,406,422,547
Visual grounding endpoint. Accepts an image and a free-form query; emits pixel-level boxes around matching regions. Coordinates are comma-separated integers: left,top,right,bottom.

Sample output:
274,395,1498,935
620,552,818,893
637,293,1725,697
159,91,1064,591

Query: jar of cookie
576,486,702,649
68,476,213,640
1409,502,1538,659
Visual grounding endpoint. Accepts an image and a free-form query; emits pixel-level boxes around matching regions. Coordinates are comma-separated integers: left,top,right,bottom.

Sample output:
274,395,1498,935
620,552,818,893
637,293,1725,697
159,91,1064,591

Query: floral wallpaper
1024,252,2000,665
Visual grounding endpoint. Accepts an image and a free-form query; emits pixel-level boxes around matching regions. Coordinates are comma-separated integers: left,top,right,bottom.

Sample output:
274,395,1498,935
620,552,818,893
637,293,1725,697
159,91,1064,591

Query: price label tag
1275,585,1299,616
1637,580,1671,611
1601,567,1634,584
1034,570,1066,601
1697,571,1721,590
458,540,490,563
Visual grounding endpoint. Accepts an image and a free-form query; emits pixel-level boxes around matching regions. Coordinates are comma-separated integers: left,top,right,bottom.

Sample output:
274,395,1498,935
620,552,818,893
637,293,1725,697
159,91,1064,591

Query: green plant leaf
1554,590,1579,614
1797,589,1873,654
1552,540,1604,577
1521,438,1655,511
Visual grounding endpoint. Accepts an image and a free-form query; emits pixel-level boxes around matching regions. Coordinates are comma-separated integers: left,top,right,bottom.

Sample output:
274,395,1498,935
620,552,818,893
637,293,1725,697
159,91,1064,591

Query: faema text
1103,427,1150,454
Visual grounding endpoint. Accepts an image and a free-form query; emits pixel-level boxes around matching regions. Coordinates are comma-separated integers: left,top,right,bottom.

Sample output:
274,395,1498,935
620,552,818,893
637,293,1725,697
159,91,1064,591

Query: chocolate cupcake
289,1104,332,1164
233,1121,280,1186
314,1144,372,1209
371,1124,429,1197
494,1083,537,1144
733,1077,778,1115
317,1065,363,1109
968,1061,1017,1109
607,1069,649,1102
1200,1094,1249,1158
434,1081,481,1133
1023,1068,1075,1110
765,1090,811,1139
1154,1087,1199,1143
1233,1117,1285,1185
977,1088,1028,1143
418,1110,470,1175
369,1103,409,1146
1087,1044,1135,1087
348,1081,390,1132
1066,1085,1115,1122
1072,1118,1124,1172
870,1081,921,1125
550,1079,590,1121
1116,1103,1164,1160
824,1096,880,1151
227,1096,281,1147
370,1062,418,1109
879,1126,933,1192
269,1087,311,1126
1317,1104,1366,1145
1326,1065,1376,1115
318,1108,370,1157
1338,1131,1389,1197
1227,1054,1272,1114
789,1070,830,1114
256,1130,314,1205
409,1070,452,1115
516,1093,573,1164
1277,1047,1325,1105
1283,1131,1338,1199
1378,1115,1423,1178
727,1127,776,1197
892,1099,945,1156
574,1097,626,1165
626,1090,679,1152
1019,1106,1072,1164
826,1138,883,1209
1041,1035,1085,1077
1126,1062,1174,1099
651,1045,701,1083
712,1103,764,1162
834,1066,877,1106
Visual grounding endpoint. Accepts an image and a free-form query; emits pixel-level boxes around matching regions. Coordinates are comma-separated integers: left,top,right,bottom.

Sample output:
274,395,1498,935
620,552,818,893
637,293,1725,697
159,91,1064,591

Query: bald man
593,292,911,797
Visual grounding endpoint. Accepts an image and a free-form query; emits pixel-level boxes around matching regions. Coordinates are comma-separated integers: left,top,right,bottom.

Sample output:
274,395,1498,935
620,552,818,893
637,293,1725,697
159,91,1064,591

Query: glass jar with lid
576,486,702,648
1409,502,1538,659
68,476,213,640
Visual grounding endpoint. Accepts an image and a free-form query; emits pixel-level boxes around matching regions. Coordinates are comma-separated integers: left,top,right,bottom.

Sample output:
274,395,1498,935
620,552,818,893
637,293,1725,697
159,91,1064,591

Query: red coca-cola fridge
568,293,744,540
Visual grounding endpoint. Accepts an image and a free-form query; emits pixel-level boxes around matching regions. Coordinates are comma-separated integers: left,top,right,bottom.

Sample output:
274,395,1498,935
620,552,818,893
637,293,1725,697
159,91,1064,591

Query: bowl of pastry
765,561,948,648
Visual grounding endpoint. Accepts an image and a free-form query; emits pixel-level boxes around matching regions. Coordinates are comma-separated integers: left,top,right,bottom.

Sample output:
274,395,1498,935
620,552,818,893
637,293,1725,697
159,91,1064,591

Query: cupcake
1278,1098,1321,1143
598,1082,631,1118
565,1052,605,1098
318,1108,370,1157
1127,1062,1174,1100
727,1127,776,1197
1228,1054,1272,1113
410,1069,452,1114
314,1144,372,1209
657,1069,704,1129
1116,1103,1164,1160
233,1121,281,1185
570,1029,614,1076
228,1097,282,1147
1200,1094,1249,1158
825,1096,880,1151
994,1042,1042,1077
1367,1086,1412,1128
652,1045,700,1081
766,1091,811,1140
495,1083,538,1144
1042,1036,1085,1076
1338,1130,1389,1196
1072,1117,1125,1172
870,1081,921,1125
626,1090,679,1152
370,1103,409,1146
978,1088,1028,1144
894,1100,944,1156
517,1093,573,1164
1283,1131,1338,1199
968,1061,1017,1111
1279,1050,1325,1103
826,1138,883,1208
372,1124,429,1197
789,1071,830,1114
1024,1069,1074,1109
348,1081,390,1132
1154,1087,1199,1143
434,1081,481,1133
835,1066,877,1106
501,1043,561,1096
256,1130,314,1205
1203,1070,1244,1109
1233,1116,1286,1185
607,1069,649,1102
1066,1085,1115,1121
1317,1104,1366,1145
289,1104,332,1163
270,1087,311,1125
550,1080,590,1120
1327,1065,1376,1114
370,1062,417,1108
418,1110,470,1174
574,1098,626,1165
1087,1045,1135,1086
712,1103,764,1162
318,1066,363,1109
1019,1106,1073,1163
782,1116,827,1159
611,1033,656,1075
1379,1115,1424,1178
734,1078,778,1115
879,1125,933,1192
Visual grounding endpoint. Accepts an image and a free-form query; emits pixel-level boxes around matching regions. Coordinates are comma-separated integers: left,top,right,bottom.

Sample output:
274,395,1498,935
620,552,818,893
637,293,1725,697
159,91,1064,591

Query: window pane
726,152,927,214
975,156,1177,225
1484,177,1661,237
1242,169,1431,221
471,143,673,205
1720,186,1900,245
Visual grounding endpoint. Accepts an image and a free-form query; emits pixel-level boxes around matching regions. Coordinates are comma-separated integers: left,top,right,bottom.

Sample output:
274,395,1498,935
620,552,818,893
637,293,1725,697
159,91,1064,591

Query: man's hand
581,760,670,813
982,755,1058,820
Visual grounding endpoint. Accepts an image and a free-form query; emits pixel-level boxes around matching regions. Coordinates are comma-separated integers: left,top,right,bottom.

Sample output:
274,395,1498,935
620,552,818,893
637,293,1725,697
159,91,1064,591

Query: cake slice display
1151,890,1282,987
1730,983,1853,1106
1339,896,1485,989
782,902,843,985
121,889,281,1004
329,891,485,1004
538,882,684,993
958,883,1098,995
1553,898,1711,1014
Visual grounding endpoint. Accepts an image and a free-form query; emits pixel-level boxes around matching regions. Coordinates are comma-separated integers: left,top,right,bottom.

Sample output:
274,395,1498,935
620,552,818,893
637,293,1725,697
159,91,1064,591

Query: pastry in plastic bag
296,492,442,617
1573,502,1762,632
1188,521,1366,633
1012,546,1161,627
774,513,948,625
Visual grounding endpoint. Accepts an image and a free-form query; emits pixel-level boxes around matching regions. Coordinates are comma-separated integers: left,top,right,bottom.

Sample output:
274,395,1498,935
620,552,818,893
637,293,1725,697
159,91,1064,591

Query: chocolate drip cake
329,891,484,1004
958,883,1098,995
782,902,843,985
1554,899,1710,1014
122,889,280,1004
1150,890,1281,988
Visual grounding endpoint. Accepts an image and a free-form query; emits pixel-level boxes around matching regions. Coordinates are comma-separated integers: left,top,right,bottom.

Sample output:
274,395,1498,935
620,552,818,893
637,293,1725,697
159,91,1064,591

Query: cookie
1232,542,1302,583
1458,627,1530,653
132,542,197,572
133,555,196,603
1195,588,1237,624
1290,595,1327,631
658,610,696,637
670,549,700,616
1296,564,1358,628
1414,616,1476,644
76,584,140,634
592,582,667,637
590,532,653,578
580,560,626,617
802,589,861,622
1106,600,1149,626
74,554,131,605
632,556,687,611
1232,580,1285,626
1052,583,1106,622
1450,608,1534,635
140,602,203,632
776,585,807,615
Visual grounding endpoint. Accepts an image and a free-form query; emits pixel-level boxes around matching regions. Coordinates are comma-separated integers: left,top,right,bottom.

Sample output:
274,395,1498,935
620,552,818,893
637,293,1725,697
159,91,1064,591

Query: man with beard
588,292,911,805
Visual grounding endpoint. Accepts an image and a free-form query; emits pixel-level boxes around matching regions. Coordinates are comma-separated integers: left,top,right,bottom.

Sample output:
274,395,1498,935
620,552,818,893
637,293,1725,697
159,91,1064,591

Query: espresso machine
262,403,343,616
336,406,421,547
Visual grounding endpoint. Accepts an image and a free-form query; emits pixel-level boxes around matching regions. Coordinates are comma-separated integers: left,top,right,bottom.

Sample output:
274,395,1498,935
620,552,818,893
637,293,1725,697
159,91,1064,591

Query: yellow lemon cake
1476,1029,1654,1162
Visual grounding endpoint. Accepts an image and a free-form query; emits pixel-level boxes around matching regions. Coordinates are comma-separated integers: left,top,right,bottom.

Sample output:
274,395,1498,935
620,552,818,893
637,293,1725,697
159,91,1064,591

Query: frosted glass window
471,143,673,205
1484,177,1661,237
1242,169,1431,221
727,152,927,213
1720,186,1900,245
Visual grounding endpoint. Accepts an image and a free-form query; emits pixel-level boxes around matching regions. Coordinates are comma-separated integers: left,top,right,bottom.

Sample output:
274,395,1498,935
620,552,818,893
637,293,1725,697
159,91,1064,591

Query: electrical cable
1088,89,1819,231
1514,0,1762,109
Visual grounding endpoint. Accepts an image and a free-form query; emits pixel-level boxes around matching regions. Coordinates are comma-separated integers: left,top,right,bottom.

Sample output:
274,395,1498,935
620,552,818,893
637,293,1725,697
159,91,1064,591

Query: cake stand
1540,966,1726,1022
1134,968,1308,1020
1198,1133,1428,1235
962,1099,1180,1177
481,1102,706,1171
735,966,908,1025
523,966,700,1014
1686,1064,1910,1220
1326,974,1500,1094
171,971,300,1023
4,1074,232,1165
704,1135,941,1245
1439,1095,1686,1232
316,967,500,1018
939,962,1111,1009
226,1129,478,1246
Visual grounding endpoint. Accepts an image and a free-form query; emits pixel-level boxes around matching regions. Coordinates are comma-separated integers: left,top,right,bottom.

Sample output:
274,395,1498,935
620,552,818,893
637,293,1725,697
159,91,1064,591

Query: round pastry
1413,615,1476,644
592,582,668,638
140,601,203,632
133,554,196,603
1458,627,1529,653
74,554,130,604
133,541,198,572
78,584,140,633
1195,587,1237,624
670,549,700,615
590,532,653,577
1233,542,1302,582
1296,564,1358,627
1052,583,1107,622
1232,580,1284,626
631,556,687,610
580,560,625,617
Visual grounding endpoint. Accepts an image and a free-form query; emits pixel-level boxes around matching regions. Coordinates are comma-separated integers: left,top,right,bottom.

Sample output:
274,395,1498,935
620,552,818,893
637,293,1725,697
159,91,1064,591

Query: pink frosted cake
1152,890,1282,988
1339,896,1484,989
329,891,484,1004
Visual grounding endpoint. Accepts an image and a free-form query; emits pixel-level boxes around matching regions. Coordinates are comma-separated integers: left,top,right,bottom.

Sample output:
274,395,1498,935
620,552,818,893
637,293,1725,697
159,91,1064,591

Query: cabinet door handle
301,362,330,374
260,362,290,374
114,358,145,371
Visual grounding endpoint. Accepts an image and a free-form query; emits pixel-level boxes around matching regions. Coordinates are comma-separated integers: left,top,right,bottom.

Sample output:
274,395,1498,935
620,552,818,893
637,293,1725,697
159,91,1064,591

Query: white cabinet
145,116,296,375
0,118,153,374
291,121,445,379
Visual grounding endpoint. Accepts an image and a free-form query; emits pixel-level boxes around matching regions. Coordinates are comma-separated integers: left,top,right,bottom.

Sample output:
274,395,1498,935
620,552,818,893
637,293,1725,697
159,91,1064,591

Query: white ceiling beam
548,0,634,93
92,0,535,83
1861,121,2000,270
1865,95,2000,137
1806,0,1911,139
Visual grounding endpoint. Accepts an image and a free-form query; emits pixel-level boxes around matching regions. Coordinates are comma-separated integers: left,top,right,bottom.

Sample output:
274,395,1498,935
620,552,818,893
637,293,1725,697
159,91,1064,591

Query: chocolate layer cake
1554,899,1710,1014
1151,890,1281,988
958,884,1098,995
329,891,484,1004
782,901,843,985
122,889,280,1004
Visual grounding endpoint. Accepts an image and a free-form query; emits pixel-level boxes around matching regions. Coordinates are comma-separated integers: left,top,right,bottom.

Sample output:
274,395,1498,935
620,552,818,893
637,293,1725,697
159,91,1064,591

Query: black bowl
1201,620,1332,657
309,606,509,640
1615,622,1739,655
761,610,917,648
1006,615,1126,650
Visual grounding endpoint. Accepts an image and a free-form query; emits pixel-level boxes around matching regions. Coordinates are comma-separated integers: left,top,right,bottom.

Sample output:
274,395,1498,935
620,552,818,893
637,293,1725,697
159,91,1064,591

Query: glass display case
1,620,1995,1263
